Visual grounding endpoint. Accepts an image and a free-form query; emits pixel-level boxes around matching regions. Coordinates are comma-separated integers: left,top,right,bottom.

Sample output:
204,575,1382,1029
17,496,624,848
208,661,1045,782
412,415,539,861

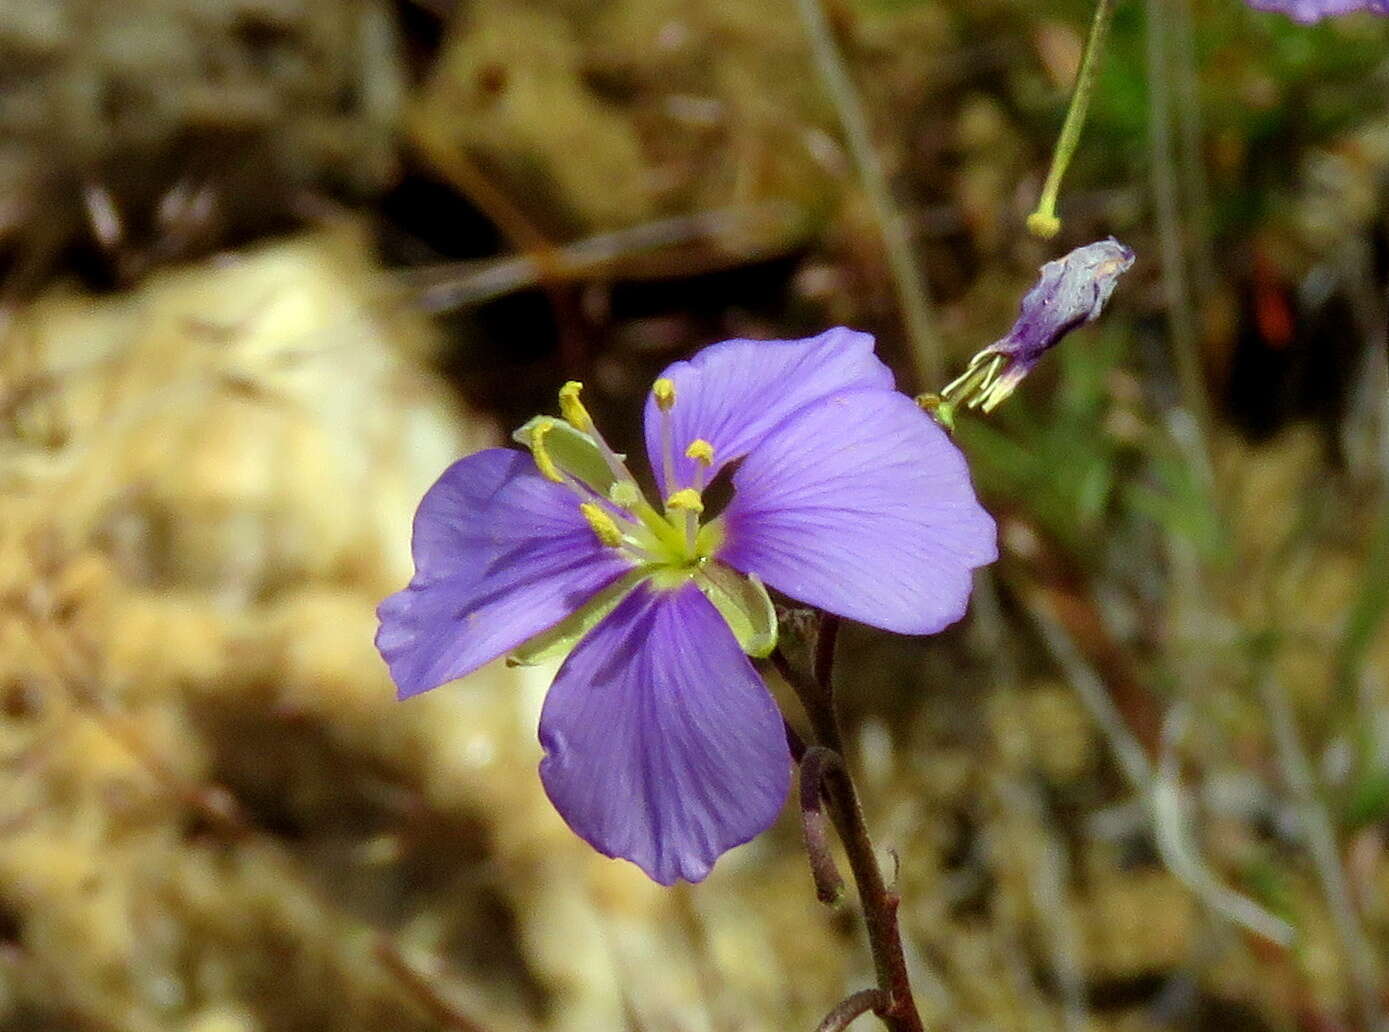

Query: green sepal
696,561,778,658
507,567,647,667
512,416,618,495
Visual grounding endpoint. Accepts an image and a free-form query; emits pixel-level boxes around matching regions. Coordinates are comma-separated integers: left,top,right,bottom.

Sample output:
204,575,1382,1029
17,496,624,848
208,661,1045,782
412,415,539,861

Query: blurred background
2,0,1388,1029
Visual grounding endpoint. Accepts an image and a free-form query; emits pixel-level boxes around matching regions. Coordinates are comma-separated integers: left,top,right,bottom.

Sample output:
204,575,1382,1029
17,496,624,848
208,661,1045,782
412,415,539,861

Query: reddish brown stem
800,746,847,905
775,614,925,1032
814,613,842,689
816,989,890,1032
786,718,810,763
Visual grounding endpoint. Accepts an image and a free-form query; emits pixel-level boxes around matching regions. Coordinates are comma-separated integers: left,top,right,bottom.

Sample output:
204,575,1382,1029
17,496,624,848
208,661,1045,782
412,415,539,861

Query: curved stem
801,746,848,905
816,989,890,1032
1027,0,1118,239
776,615,926,1032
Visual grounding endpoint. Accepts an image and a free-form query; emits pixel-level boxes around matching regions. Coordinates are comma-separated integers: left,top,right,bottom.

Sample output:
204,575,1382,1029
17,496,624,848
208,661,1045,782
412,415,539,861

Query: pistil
653,378,678,496
665,488,705,557
532,378,719,578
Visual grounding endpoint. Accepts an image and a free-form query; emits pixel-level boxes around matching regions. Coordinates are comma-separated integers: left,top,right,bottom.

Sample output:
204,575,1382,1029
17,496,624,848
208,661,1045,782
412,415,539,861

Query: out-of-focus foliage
0,0,402,281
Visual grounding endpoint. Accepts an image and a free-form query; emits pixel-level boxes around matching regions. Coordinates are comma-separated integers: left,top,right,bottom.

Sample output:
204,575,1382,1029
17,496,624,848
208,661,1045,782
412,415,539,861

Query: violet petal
642,328,895,491
376,449,635,698
1245,0,1387,20
990,237,1135,374
720,388,997,635
538,580,791,885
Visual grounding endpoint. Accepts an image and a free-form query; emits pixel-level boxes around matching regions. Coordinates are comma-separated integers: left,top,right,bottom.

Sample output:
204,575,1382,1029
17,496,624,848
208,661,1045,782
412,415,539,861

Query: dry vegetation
1,1,1388,1030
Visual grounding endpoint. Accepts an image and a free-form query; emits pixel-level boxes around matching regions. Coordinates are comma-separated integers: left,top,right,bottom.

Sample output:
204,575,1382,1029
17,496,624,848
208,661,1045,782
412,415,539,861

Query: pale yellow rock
1085,870,1197,978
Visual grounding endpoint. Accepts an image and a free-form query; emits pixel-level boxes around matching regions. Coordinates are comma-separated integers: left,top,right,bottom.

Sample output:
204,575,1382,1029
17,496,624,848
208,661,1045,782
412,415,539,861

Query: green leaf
1344,765,1389,832
1336,505,1389,701
507,568,647,667
697,562,777,658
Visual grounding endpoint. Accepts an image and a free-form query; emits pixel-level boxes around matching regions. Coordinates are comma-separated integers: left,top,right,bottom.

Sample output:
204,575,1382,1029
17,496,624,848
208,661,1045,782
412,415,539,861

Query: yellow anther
558,380,592,432
579,502,624,548
684,438,714,466
665,488,704,514
652,378,677,412
609,481,640,509
529,418,564,483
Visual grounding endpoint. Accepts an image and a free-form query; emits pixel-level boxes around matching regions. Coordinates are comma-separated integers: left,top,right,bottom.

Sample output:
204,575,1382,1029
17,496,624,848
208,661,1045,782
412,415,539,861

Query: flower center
517,380,722,580
510,378,777,662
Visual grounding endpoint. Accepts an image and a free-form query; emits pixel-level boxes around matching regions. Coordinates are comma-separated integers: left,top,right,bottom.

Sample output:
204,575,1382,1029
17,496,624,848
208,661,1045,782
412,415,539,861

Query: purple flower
376,329,997,884
1245,0,1388,20
938,238,1133,416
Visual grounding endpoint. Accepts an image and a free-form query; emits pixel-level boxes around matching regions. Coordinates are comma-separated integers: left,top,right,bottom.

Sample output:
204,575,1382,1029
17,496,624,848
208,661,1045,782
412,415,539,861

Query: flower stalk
776,615,926,1032
1027,0,1119,239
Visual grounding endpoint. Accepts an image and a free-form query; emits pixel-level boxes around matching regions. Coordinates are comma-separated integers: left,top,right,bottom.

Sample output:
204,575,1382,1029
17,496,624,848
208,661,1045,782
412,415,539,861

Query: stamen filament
618,537,663,565
660,414,676,497
545,377,641,495
585,418,644,496
530,432,641,520
931,352,1005,410
652,379,679,497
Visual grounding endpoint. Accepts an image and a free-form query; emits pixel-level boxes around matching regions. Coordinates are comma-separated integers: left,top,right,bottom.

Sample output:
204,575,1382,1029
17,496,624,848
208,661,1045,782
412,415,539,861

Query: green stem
1028,0,1119,239
1144,0,1215,469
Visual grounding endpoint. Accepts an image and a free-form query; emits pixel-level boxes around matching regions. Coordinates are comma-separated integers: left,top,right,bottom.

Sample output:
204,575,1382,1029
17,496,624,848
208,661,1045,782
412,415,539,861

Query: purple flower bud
1245,0,1388,21
940,238,1134,414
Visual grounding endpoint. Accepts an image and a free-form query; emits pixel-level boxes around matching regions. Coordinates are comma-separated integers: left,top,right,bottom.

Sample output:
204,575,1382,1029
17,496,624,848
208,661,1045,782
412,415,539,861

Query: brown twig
786,718,810,764
406,124,587,375
373,936,495,1032
402,204,804,312
815,988,890,1032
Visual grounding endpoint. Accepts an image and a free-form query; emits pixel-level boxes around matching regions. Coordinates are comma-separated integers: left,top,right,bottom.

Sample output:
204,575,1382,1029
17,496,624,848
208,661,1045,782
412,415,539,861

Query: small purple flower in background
1245,0,1388,21
377,329,996,884
932,238,1134,420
